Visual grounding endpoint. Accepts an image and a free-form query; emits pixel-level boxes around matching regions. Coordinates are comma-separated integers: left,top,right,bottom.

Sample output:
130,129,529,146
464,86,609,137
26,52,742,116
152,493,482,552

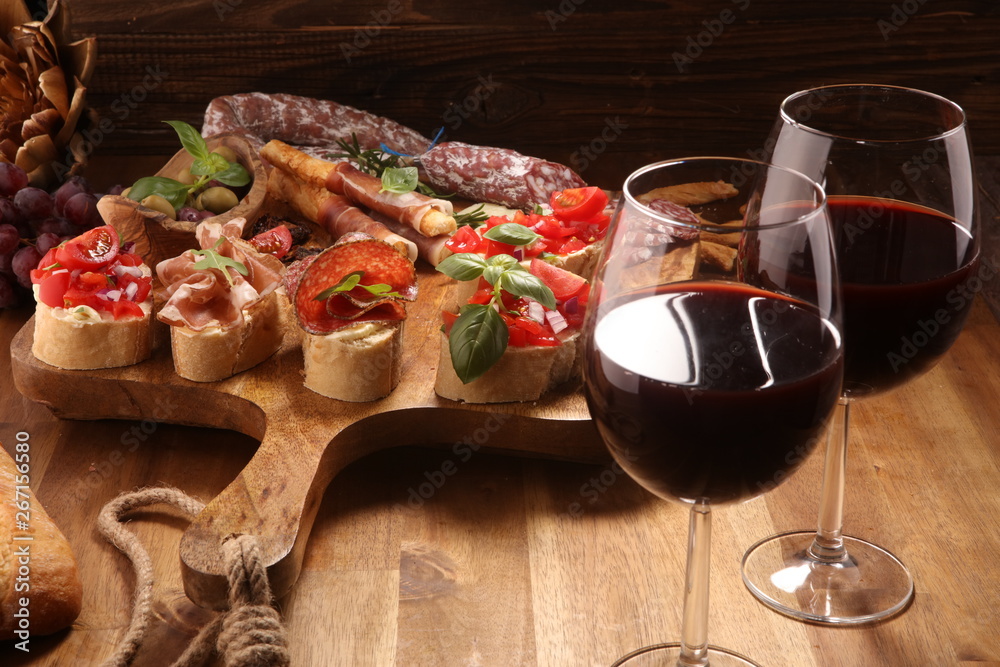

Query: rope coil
97,486,291,667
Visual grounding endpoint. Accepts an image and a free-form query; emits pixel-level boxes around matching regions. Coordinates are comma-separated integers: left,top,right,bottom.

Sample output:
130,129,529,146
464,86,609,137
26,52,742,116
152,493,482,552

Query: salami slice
202,92,432,157
292,233,418,335
413,141,587,210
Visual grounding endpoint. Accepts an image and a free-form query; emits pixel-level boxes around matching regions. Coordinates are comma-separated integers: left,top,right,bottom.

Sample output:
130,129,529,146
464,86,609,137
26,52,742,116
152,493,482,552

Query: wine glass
584,157,843,666
741,84,981,625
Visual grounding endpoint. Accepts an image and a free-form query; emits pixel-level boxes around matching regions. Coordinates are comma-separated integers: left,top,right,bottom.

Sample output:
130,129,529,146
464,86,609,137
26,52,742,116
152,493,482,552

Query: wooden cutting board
9,266,617,610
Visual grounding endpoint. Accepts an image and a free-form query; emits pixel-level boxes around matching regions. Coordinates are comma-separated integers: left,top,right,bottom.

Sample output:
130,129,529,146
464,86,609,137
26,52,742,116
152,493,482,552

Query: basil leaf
164,120,210,161
127,176,190,210
380,166,419,194
486,254,519,271
437,253,488,281
482,264,505,287
449,303,508,384
190,153,229,176
315,271,363,301
484,222,541,247
211,161,251,187
500,268,556,310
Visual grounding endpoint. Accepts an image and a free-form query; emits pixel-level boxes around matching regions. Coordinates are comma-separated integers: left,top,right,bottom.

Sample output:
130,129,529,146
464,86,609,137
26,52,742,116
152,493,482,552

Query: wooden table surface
2,160,1000,667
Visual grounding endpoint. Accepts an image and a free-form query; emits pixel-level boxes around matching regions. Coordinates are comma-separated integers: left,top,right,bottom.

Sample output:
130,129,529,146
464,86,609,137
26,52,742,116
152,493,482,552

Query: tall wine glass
741,84,980,625
584,157,843,666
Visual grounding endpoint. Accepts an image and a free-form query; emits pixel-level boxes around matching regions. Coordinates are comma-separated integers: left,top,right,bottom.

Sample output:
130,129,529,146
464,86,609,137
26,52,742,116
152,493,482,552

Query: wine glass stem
678,500,712,667
810,398,850,562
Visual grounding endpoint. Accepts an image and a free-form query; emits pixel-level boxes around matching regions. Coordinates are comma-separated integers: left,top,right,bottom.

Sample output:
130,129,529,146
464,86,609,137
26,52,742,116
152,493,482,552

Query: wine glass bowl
741,84,980,625
584,157,843,665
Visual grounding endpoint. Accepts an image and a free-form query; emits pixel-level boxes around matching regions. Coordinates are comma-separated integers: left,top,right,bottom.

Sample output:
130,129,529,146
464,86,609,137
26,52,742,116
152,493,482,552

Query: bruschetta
30,225,154,370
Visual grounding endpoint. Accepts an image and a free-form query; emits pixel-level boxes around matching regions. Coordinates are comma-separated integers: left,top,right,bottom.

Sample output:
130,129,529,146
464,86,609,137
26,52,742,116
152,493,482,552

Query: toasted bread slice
301,321,403,402
32,300,153,370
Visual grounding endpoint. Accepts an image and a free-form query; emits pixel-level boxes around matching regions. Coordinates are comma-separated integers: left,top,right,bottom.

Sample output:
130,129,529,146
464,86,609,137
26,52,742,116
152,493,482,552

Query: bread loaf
31,300,153,370
0,444,82,640
301,321,403,401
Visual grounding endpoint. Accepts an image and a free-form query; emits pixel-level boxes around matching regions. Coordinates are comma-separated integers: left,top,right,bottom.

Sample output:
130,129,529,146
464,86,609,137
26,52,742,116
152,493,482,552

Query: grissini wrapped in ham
285,232,418,401
156,218,285,382
262,139,456,239
264,164,418,261
324,161,457,237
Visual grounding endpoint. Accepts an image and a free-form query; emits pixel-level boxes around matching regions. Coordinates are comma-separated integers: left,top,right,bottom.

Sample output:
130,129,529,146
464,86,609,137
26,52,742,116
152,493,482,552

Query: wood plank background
62,0,1000,190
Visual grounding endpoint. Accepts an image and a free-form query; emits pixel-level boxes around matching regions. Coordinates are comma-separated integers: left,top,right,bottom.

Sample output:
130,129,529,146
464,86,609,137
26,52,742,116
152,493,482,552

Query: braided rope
97,486,290,667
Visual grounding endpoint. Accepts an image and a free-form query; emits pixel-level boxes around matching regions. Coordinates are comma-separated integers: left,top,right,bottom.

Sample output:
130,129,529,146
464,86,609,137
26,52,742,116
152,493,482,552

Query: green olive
212,146,239,164
196,186,239,214
140,194,177,219
176,167,199,185
120,187,131,199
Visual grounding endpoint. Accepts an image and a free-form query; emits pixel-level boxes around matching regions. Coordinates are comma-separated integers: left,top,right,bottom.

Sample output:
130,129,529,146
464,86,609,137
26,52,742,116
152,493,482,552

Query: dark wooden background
63,0,1000,189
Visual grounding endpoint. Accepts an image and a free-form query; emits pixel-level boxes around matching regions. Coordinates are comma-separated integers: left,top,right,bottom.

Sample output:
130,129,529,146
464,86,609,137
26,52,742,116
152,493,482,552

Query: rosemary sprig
327,133,401,177
453,204,490,228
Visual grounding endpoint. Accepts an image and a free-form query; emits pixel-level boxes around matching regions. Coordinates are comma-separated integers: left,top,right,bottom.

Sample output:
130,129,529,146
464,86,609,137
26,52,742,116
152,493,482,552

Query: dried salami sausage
412,141,587,210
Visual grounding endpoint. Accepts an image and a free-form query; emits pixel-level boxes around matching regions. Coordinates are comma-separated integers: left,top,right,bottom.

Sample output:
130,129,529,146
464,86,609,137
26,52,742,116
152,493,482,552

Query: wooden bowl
96,133,268,268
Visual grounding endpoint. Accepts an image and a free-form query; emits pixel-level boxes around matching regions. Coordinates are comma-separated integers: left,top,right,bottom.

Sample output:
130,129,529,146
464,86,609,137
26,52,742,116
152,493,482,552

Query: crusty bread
170,290,283,382
434,330,582,403
31,300,152,370
0,445,82,640
302,321,403,401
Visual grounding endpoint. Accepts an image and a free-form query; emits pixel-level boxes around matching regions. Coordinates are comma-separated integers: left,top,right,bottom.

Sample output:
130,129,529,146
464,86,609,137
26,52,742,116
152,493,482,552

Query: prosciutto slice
156,218,284,331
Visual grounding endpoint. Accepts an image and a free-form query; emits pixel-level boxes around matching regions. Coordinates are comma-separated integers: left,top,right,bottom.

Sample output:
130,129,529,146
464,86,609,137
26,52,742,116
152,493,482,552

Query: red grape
11,244,41,288
0,224,18,255
54,175,93,214
63,192,102,227
14,187,54,220
0,163,29,197
0,274,18,308
0,198,22,227
33,217,76,237
36,232,61,255
106,184,126,196
0,250,13,278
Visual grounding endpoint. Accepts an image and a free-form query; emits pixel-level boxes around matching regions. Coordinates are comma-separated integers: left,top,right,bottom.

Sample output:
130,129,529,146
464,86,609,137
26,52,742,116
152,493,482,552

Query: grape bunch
0,163,104,309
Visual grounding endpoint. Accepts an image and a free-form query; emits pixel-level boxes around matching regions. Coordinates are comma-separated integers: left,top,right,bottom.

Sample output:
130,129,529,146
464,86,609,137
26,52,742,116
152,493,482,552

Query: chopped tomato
550,187,608,222
483,238,516,258
512,315,545,336
110,298,144,319
36,270,71,308
114,251,145,267
529,257,587,301
469,288,494,305
555,237,587,254
441,310,459,334
527,330,560,346
118,273,153,303
54,225,119,272
250,224,294,259
507,324,528,347
445,225,483,254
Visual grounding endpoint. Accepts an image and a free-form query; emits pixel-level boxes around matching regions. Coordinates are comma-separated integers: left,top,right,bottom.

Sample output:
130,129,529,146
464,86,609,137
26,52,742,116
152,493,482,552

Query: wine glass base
741,530,914,625
611,643,762,667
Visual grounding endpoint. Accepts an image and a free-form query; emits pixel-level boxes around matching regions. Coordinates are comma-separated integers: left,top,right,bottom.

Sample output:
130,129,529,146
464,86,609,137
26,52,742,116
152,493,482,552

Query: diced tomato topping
445,225,483,254
36,270,71,308
249,224,294,259
507,324,528,347
555,237,587,254
527,331,561,346
550,187,609,222
512,315,545,336
483,238,516,258
110,299,144,319
529,257,588,301
441,310,459,334
115,251,145,267
469,288,494,305
54,225,119,272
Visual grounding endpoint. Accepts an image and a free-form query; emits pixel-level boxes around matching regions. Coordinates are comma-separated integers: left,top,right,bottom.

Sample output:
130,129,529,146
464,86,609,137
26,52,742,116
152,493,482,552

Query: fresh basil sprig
191,239,248,287
314,270,403,301
127,120,250,209
379,166,420,194
483,222,542,247
437,252,556,383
